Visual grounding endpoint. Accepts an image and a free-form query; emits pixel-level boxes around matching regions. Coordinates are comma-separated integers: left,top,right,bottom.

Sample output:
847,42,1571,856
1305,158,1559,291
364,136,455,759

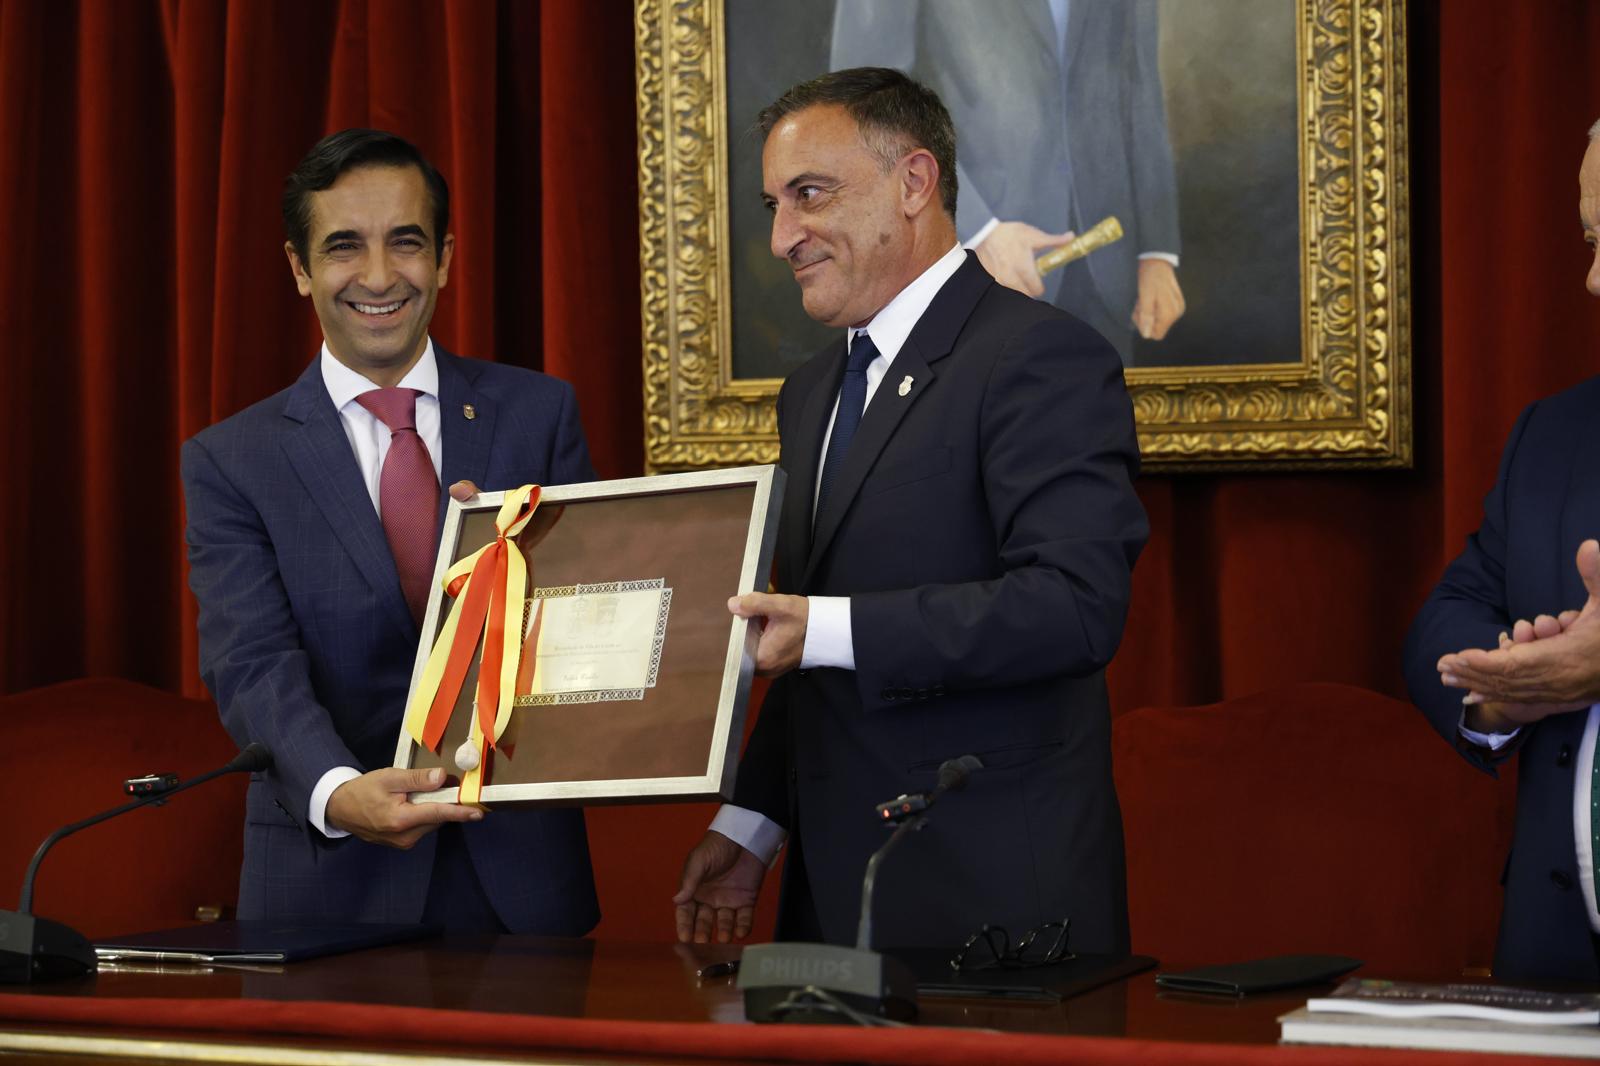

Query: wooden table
0,938,1467,1065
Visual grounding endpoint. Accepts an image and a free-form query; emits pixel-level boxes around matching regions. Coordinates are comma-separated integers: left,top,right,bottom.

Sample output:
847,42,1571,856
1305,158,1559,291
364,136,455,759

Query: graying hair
1590,118,1600,141
757,67,958,217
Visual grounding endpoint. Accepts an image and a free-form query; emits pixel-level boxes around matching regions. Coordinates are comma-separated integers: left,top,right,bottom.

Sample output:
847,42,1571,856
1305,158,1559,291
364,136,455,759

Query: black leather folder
95,920,435,964
1155,954,1363,996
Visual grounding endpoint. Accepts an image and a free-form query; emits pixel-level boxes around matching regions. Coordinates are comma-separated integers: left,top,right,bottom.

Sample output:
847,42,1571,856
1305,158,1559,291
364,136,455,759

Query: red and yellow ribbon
403,485,540,805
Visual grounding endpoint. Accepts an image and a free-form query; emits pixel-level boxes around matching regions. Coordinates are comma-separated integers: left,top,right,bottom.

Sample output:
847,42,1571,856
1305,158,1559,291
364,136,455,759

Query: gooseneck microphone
2,742,272,984
738,755,985,1025
857,754,983,951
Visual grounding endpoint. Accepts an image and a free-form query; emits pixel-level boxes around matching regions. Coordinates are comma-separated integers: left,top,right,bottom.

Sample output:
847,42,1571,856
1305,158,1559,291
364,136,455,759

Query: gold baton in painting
1034,216,1124,275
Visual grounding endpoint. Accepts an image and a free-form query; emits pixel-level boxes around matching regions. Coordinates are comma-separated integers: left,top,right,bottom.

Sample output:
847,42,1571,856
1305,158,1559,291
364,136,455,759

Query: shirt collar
849,244,967,360
320,338,439,410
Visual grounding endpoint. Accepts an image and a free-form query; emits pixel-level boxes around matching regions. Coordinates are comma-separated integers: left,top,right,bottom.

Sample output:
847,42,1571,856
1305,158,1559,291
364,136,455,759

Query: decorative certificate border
513,579,673,707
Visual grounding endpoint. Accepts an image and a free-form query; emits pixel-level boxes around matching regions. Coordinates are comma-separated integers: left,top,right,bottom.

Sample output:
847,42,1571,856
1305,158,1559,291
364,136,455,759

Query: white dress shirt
711,244,967,863
309,341,443,838
1460,705,1600,933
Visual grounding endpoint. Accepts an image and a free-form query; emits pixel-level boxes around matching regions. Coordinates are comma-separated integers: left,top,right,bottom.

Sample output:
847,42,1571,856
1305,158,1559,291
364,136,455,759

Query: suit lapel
436,346,496,529
801,255,992,588
782,340,844,588
1558,407,1600,608
1062,0,1090,76
1022,0,1059,65
280,359,415,639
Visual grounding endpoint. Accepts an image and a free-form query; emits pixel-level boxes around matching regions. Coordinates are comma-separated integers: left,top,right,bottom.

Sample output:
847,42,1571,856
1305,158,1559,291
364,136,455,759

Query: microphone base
737,942,916,1024
0,911,97,984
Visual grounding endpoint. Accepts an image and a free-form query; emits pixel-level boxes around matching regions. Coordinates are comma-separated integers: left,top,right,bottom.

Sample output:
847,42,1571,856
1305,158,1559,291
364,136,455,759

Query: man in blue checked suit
182,129,598,933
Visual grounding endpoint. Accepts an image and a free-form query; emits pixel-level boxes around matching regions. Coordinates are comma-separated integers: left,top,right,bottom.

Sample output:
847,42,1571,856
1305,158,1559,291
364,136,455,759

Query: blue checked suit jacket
182,346,599,933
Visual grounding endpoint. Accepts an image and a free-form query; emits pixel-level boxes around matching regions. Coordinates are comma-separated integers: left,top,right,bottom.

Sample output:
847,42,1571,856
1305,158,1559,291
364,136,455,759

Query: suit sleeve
1402,402,1538,773
182,436,360,829
547,379,598,484
1125,0,1180,256
728,378,797,827
852,316,1147,699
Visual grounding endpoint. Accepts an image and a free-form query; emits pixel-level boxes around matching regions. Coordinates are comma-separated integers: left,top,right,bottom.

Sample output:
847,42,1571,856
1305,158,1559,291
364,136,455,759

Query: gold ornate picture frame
637,0,1410,471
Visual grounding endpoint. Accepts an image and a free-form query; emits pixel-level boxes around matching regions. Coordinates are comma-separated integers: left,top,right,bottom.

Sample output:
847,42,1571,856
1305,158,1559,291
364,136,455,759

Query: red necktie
356,388,440,625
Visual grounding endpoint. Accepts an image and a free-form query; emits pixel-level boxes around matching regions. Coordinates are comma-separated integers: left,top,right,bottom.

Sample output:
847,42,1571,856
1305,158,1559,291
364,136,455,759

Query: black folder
95,920,435,964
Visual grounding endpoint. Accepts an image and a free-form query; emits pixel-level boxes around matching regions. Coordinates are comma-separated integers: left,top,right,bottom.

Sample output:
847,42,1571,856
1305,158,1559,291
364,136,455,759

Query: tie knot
846,332,878,374
356,388,422,432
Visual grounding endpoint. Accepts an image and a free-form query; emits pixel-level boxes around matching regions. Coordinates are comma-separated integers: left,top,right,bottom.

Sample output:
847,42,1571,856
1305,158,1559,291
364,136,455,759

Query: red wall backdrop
1,0,1598,941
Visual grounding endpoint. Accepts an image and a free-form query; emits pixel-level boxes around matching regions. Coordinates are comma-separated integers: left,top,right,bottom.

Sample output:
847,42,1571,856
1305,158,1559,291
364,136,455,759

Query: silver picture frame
395,465,784,805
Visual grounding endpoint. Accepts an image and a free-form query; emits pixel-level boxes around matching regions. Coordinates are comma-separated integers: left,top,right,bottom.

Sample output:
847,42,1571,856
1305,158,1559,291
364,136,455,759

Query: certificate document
515,579,672,706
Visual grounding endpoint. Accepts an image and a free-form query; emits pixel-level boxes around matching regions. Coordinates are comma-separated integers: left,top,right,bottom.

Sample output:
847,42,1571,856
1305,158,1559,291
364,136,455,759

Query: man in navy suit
1403,123,1600,982
673,69,1146,952
183,129,598,933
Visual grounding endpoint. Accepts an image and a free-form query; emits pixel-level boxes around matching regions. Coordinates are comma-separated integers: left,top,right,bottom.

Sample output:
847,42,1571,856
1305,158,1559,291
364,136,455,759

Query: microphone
739,755,985,1025
874,754,982,824
2,742,272,984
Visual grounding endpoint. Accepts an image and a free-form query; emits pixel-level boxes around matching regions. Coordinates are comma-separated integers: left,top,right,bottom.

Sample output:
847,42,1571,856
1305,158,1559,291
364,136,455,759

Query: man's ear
899,148,941,219
435,233,455,289
285,242,313,297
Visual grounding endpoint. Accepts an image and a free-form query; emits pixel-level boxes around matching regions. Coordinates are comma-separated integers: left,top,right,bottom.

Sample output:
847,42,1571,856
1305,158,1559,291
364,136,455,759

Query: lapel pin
463,404,477,421
897,375,913,397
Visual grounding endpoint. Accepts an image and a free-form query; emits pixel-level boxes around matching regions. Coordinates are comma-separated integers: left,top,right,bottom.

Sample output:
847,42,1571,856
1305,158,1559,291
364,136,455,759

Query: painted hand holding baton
1034,215,1124,275
402,484,541,806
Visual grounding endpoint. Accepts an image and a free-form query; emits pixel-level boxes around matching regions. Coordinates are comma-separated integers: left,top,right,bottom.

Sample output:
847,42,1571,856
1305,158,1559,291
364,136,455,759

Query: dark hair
757,67,957,216
282,128,450,266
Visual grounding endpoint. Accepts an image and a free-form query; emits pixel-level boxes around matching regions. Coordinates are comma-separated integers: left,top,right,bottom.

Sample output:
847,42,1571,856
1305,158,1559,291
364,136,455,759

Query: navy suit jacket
182,346,599,933
1404,376,1600,982
732,254,1148,951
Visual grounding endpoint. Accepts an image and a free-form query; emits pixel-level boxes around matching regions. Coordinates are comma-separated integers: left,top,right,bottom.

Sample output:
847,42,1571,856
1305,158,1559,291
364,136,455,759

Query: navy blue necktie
815,331,878,522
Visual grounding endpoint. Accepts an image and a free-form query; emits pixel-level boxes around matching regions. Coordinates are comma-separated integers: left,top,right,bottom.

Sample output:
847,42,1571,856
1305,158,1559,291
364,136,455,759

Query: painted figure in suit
1402,124,1600,983
183,130,598,933
831,0,1184,365
673,69,1147,951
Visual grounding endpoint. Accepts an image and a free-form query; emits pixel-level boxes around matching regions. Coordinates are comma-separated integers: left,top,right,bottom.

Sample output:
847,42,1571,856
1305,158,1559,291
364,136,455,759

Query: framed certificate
394,465,784,806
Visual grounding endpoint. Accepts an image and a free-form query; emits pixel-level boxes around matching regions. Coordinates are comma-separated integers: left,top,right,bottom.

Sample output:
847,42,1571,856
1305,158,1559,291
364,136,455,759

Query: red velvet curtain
0,0,641,695
3,0,1599,941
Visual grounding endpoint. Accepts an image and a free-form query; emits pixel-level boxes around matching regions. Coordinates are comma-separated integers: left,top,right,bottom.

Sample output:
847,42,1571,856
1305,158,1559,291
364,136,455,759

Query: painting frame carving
636,0,1410,471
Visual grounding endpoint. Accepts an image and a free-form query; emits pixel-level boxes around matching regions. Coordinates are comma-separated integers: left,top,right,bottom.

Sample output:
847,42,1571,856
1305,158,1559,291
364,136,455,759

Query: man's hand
975,221,1075,298
1438,538,1600,710
1132,259,1185,340
326,766,483,850
672,831,766,944
729,592,808,677
449,480,480,502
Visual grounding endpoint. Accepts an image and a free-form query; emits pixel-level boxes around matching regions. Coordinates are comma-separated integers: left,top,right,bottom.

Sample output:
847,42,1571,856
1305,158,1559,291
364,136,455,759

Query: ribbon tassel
402,485,541,806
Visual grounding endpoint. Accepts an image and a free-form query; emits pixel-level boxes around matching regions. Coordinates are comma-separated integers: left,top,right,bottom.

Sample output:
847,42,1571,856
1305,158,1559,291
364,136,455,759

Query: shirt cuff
963,217,1001,249
801,596,855,670
1457,712,1519,751
709,804,788,866
310,765,364,838
1138,251,1180,267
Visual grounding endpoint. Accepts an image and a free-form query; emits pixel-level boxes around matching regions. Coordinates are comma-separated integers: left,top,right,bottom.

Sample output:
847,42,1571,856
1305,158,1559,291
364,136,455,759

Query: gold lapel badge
897,375,913,397
463,404,477,420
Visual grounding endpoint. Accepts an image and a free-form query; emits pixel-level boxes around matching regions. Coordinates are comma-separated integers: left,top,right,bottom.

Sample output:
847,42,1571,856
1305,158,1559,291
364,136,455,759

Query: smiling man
182,129,599,932
673,69,1147,953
